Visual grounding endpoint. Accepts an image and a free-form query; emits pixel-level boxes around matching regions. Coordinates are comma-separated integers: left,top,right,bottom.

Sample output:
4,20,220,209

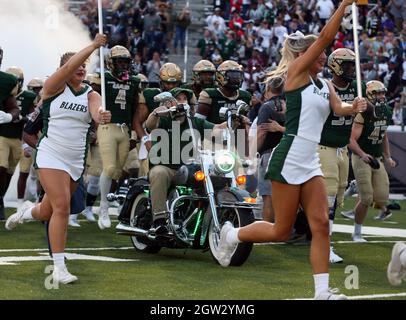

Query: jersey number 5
115,89,127,110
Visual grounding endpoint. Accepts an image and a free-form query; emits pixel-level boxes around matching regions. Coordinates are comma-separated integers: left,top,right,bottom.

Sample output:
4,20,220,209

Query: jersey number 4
115,89,127,110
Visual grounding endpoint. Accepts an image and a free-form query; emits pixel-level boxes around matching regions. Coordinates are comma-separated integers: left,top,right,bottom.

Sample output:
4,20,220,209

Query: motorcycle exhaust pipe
116,223,148,237
107,193,126,202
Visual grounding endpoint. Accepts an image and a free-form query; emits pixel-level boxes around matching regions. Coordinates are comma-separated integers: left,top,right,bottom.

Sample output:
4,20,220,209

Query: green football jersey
0,90,36,139
357,105,392,158
0,71,18,111
320,80,366,148
150,116,215,170
203,88,252,124
105,71,139,129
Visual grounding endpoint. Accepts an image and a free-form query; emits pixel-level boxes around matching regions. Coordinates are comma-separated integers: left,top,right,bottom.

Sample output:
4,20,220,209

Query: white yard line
290,292,406,300
333,224,406,238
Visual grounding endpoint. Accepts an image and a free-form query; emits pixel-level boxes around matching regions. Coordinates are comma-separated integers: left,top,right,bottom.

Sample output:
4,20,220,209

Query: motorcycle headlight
214,151,236,174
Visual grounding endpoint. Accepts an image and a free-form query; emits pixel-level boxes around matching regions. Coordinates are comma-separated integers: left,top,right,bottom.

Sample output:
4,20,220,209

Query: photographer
256,76,286,222
145,88,234,234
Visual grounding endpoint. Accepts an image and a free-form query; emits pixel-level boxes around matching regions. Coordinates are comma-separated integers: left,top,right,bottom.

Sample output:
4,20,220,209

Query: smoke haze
0,0,94,87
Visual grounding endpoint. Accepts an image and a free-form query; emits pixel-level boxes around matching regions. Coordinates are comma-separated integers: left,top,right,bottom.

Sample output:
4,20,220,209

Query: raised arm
43,34,107,100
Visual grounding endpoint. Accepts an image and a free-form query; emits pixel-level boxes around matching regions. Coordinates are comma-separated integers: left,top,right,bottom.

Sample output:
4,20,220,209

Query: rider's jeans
148,165,177,220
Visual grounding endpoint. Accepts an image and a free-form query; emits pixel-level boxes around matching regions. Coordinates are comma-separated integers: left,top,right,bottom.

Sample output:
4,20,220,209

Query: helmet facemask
197,71,215,88
112,57,132,81
223,70,243,91
339,61,356,82
370,91,388,118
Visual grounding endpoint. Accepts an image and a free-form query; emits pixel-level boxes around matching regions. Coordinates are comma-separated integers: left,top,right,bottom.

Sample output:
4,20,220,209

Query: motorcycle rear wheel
130,193,161,254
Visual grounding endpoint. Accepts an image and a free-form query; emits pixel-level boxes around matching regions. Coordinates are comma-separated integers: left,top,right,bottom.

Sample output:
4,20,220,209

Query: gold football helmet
137,73,149,91
328,48,356,80
107,45,132,80
216,60,243,90
27,78,44,90
6,66,24,91
192,60,216,87
366,80,387,103
159,63,182,83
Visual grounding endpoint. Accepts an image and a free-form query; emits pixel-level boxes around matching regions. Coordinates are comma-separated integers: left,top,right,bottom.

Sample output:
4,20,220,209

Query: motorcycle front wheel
130,193,161,254
208,192,255,266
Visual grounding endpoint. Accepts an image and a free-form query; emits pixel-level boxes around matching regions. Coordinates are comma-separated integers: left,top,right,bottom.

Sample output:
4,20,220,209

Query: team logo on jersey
60,101,87,113
313,87,330,100
110,82,130,91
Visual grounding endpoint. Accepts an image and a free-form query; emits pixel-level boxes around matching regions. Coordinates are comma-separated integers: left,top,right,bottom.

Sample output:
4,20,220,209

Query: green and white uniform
266,77,331,184
35,84,93,181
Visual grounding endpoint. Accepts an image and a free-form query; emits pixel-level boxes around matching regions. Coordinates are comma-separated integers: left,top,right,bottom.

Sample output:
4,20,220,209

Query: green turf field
1,197,405,300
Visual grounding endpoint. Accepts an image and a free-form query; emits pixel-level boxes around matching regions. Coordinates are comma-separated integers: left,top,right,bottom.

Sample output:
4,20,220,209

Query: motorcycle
108,92,257,266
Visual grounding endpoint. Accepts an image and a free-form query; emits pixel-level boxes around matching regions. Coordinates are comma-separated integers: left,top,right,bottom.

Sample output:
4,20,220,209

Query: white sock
329,220,334,236
226,227,242,244
17,199,23,206
354,223,362,235
99,172,112,210
22,207,33,220
314,273,329,297
53,253,65,269
70,214,78,221
400,247,406,268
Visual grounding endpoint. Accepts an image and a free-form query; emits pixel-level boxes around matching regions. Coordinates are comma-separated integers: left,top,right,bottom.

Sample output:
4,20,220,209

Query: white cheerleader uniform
266,77,331,184
34,84,93,181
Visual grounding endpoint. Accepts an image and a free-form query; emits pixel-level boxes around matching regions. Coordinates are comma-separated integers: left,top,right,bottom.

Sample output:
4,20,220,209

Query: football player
181,60,216,97
348,80,397,242
17,77,44,206
0,61,21,220
196,60,251,124
97,45,140,229
318,48,366,263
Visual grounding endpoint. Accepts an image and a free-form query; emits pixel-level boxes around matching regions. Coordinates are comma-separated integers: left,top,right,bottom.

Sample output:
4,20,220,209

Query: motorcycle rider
145,88,245,234
134,63,197,177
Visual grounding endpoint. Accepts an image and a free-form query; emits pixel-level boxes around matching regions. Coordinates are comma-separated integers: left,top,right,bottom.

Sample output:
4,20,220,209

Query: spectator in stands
130,29,146,59
205,7,226,32
247,1,265,25
196,29,215,59
219,30,237,61
143,7,162,50
146,51,164,87
173,7,191,54
316,0,335,25
229,8,244,31
109,15,128,48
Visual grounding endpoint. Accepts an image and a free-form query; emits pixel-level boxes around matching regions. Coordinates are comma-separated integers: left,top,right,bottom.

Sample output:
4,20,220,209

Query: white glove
0,111,13,124
22,143,33,157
